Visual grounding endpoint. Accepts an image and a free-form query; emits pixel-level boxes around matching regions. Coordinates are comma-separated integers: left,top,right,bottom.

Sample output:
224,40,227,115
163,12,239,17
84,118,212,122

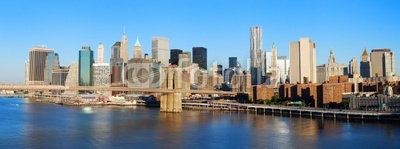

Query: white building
289,38,317,84
97,43,104,63
277,56,289,83
316,49,347,84
152,37,169,66
92,63,110,87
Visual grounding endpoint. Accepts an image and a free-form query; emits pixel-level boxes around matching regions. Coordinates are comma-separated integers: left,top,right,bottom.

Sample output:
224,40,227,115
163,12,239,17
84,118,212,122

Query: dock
182,102,400,121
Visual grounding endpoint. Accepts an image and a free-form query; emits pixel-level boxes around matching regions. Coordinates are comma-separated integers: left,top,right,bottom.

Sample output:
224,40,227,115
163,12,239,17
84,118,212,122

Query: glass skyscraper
79,46,93,86
192,47,207,70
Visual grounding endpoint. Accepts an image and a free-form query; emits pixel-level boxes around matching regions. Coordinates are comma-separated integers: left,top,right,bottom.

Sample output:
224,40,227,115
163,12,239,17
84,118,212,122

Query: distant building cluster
24,26,398,107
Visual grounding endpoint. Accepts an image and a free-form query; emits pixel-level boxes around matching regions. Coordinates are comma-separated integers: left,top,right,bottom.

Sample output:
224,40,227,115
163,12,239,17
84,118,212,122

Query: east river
1,98,400,149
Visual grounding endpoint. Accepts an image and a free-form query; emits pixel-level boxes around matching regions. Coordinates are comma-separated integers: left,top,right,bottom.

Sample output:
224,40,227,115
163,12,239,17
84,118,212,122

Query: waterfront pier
182,102,400,121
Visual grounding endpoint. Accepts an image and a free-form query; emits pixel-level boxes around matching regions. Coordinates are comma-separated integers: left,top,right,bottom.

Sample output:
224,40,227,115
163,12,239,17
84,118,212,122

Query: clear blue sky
0,0,399,84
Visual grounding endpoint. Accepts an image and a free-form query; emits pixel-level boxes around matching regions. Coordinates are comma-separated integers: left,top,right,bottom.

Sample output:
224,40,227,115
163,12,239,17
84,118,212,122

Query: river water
1,98,399,149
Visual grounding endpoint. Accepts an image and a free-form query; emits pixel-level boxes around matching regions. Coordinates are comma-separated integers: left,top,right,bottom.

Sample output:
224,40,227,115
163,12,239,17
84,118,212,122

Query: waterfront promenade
182,101,400,121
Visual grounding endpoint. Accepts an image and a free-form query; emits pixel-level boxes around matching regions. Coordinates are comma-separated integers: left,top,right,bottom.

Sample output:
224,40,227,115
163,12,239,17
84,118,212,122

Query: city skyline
1,0,400,83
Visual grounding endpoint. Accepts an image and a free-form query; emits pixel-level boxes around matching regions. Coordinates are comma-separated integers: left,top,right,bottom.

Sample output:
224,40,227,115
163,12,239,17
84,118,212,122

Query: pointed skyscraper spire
133,36,142,59
135,36,141,47
120,29,129,63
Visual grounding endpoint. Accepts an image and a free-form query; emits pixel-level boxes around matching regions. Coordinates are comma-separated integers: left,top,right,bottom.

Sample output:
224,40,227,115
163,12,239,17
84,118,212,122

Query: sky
0,0,399,84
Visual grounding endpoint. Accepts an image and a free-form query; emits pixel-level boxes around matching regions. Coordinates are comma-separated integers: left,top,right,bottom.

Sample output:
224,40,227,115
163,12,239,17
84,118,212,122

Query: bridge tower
160,66,183,112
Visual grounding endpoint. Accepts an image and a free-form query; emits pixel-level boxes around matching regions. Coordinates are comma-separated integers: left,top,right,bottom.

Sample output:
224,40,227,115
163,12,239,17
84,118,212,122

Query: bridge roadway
0,85,237,95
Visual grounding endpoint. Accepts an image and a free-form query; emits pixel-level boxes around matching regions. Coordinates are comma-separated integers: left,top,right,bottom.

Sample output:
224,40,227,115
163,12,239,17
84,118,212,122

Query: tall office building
316,49,347,84
78,46,94,86
360,48,371,78
92,63,110,87
44,53,60,85
110,41,124,86
179,52,191,69
51,66,69,86
250,26,262,68
371,49,395,77
229,57,237,68
289,38,316,84
269,43,279,87
29,46,54,85
152,37,169,66
97,43,104,63
348,57,359,76
265,52,272,73
277,56,289,83
192,47,207,70
120,32,129,64
133,37,142,59
110,42,122,66
170,49,183,65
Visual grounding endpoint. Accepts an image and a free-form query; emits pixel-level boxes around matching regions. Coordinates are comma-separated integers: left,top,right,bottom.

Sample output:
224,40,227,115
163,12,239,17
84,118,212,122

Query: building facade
92,63,110,87
289,38,316,84
360,48,372,78
348,57,359,76
179,52,191,69
133,37,142,59
192,47,207,70
78,46,93,86
269,43,279,87
120,33,129,64
277,56,289,84
97,43,104,63
371,49,395,77
152,37,169,66
51,66,69,86
28,46,54,85
65,61,79,88
250,26,262,68
316,49,347,84
229,57,237,68
170,49,183,66
44,53,60,85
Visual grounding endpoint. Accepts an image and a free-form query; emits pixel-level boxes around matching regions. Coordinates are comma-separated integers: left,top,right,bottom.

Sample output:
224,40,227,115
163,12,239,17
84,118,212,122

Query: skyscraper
192,47,207,70
349,57,359,76
277,56,289,83
133,37,142,59
120,33,129,64
97,43,104,63
269,43,279,87
29,46,54,85
92,63,110,87
170,49,183,65
79,46,93,86
229,57,237,68
250,26,262,68
360,48,371,78
289,38,316,84
110,42,122,66
179,52,191,69
44,53,60,85
152,37,169,66
316,49,347,84
371,49,395,77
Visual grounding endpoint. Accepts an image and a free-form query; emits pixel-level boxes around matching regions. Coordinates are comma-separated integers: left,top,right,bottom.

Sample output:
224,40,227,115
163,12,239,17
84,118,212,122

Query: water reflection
1,98,400,148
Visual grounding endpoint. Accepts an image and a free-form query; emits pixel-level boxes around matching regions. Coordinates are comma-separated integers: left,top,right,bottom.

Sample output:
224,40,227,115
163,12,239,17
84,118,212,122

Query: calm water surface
1,98,400,149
